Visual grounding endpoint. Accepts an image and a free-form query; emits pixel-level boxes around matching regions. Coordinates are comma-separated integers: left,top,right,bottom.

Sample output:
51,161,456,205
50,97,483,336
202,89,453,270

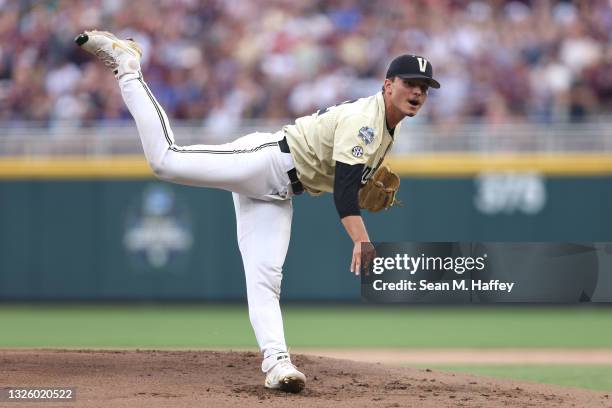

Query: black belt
278,136,304,195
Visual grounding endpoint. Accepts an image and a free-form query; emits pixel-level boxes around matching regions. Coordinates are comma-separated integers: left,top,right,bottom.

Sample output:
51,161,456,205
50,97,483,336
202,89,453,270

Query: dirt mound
0,349,609,407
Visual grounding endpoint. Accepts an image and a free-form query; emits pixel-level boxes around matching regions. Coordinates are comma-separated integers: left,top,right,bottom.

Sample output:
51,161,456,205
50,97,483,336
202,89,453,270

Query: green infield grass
422,364,612,392
0,305,610,349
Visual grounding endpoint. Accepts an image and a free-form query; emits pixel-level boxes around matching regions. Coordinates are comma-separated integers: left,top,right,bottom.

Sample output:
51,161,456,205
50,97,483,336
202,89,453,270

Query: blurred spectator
1,0,612,131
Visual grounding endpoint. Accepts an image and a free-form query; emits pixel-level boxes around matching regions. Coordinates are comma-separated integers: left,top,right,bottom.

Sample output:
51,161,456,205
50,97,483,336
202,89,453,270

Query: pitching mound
1,349,609,407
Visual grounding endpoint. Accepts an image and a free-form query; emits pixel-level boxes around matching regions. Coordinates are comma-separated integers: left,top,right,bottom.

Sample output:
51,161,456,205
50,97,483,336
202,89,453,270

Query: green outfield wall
1,174,611,300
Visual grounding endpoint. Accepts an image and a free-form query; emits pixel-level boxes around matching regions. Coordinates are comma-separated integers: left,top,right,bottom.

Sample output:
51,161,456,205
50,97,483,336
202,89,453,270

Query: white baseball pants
119,72,293,361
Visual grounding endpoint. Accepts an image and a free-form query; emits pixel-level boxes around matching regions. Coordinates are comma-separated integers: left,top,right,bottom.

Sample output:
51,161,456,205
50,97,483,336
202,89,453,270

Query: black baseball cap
386,54,441,89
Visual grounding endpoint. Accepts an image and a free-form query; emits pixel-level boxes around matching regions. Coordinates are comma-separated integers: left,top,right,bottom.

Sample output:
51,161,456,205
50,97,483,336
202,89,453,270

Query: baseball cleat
264,356,306,393
74,30,142,78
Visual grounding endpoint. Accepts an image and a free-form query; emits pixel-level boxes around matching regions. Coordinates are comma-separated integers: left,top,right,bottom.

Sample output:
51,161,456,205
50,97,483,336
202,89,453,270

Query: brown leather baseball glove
358,165,401,212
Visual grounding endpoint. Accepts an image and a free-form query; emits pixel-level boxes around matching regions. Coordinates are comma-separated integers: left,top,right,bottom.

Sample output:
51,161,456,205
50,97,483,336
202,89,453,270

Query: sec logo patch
352,146,364,158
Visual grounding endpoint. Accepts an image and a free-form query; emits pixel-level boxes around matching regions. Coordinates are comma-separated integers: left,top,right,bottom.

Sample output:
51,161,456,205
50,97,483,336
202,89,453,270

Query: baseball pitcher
75,30,440,393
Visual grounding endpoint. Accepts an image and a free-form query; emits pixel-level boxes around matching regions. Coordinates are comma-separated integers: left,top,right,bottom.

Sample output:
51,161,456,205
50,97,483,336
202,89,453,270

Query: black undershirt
334,161,364,218
386,119,395,137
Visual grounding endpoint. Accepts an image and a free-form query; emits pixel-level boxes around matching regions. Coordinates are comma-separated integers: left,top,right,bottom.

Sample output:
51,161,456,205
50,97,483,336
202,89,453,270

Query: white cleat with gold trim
75,30,142,78
263,353,306,393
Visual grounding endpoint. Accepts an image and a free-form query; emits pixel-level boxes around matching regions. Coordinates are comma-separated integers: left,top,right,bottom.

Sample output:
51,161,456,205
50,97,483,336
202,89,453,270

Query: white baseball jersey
284,91,400,194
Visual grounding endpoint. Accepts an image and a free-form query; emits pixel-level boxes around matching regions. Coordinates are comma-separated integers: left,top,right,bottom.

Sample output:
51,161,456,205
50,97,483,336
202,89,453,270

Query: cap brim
396,74,441,89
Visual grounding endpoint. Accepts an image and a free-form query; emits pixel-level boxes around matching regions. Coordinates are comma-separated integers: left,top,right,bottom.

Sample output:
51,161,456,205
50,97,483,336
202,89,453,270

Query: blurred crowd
1,0,612,130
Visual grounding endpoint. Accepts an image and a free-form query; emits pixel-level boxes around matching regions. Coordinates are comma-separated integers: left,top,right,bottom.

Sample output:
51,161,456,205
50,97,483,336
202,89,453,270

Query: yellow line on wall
0,153,611,179
386,153,612,176
0,156,152,179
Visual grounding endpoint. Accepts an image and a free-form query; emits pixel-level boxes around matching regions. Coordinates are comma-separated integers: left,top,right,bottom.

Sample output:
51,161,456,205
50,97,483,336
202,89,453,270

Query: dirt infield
1,349,610,408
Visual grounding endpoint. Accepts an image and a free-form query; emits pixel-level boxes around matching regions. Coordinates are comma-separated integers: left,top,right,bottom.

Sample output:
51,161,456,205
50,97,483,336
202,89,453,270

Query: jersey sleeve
331,114,380,165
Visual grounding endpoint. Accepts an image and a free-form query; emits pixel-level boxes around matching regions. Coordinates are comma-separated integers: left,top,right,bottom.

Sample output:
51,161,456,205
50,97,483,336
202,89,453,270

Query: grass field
1,305,611,391
423,365,612,392
1,305,611,348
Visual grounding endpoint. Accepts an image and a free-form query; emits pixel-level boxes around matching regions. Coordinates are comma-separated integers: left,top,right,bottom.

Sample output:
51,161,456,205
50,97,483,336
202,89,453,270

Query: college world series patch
352,146,364,158
358,126,375,145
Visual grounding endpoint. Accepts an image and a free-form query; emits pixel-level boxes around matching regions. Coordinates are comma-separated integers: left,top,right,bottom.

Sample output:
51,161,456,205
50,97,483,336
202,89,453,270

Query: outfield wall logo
123,184,193,270
474,172,546,215
361,243,609,303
